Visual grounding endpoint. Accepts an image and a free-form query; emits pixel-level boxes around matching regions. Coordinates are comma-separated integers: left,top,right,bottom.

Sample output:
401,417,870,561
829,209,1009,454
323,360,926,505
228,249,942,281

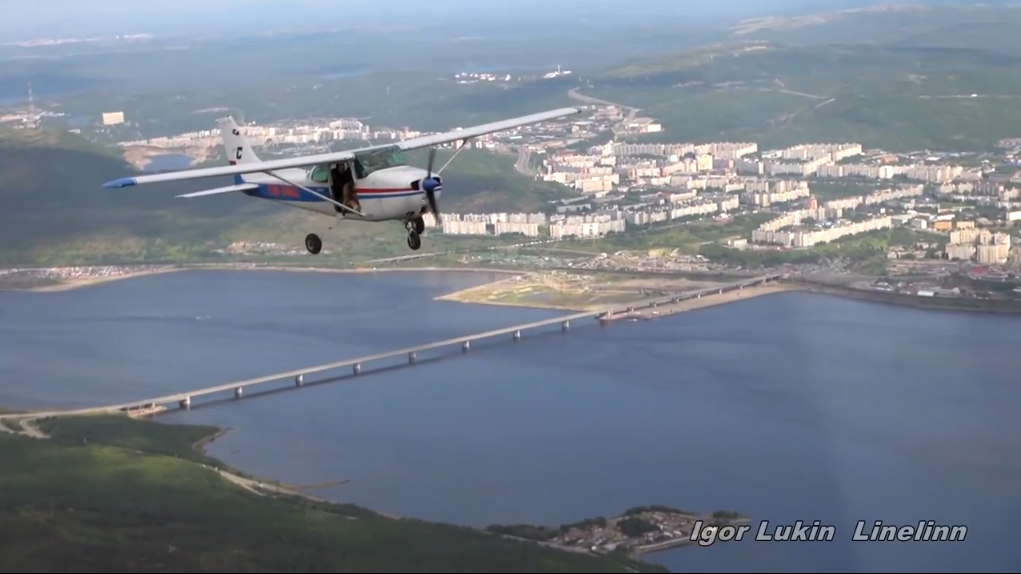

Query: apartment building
549,219,626,238
605,142,757,159
780,143,862,162
945,229,1012,264
816,163,973,183
493,222,540,236
752,215,892,247
742,180,810,207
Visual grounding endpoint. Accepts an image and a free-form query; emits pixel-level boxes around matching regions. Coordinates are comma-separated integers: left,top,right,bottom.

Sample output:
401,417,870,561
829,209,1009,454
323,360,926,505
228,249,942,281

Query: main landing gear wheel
304,233,323,255
406,231,422,251
410,216,425,235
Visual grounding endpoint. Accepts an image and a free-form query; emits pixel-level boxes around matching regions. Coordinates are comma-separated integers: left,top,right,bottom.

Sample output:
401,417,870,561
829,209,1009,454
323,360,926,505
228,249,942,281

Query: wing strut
262,170,364,217
437,138,471,175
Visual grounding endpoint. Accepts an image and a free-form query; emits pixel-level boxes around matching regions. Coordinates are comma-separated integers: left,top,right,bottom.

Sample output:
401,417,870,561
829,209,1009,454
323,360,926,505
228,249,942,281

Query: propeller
421,147,442,223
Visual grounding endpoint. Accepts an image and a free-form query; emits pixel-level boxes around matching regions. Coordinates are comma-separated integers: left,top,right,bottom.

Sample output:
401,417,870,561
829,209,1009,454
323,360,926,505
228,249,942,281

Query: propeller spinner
421,147,442,223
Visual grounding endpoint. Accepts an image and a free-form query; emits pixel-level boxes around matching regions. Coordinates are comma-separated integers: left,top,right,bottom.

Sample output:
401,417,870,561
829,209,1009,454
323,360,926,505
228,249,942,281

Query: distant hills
567,3,1021,151
412,4,1021,152
0,130,568,265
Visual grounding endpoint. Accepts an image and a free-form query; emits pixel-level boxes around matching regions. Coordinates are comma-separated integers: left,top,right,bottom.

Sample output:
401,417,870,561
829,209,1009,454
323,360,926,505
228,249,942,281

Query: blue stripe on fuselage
238,180,427,202
357,190,425,198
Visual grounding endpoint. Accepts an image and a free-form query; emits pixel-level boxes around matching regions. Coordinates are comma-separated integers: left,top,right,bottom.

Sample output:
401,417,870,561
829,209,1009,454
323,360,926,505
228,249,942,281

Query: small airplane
103,108,581,254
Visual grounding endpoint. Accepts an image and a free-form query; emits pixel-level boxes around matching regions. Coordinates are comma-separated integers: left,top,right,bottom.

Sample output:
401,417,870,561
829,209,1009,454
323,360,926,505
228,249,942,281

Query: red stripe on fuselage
354,188,416,194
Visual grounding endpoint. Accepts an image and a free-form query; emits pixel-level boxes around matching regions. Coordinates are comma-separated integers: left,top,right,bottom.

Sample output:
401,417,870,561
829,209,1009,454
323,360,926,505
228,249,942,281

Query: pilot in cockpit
330,162,359,212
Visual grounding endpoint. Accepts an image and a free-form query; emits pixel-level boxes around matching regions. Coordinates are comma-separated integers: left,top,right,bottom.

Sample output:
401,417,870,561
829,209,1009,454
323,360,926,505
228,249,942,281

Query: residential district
6,95,1021,279
78,103,1018,268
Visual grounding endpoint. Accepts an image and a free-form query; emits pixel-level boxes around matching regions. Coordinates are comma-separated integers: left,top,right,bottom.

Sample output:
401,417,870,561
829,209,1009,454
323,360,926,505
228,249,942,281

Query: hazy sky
0,0,991,42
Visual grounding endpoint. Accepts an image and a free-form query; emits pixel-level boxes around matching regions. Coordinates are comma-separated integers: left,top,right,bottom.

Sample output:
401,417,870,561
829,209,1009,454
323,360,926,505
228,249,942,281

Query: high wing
103,107,581,188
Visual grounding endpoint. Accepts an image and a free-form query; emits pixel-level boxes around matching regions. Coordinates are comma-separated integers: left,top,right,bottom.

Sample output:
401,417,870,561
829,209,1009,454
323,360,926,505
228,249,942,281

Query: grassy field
0,414,662,573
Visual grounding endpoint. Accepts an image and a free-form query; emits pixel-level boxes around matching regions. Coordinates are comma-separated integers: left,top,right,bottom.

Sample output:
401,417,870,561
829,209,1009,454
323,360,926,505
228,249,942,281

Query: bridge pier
234,387,243,399
462,341,470,353
295,374,304,387
179,396,191,409
408,352,417,364
562,320,570,332
513,330,521,341
353,363,361,375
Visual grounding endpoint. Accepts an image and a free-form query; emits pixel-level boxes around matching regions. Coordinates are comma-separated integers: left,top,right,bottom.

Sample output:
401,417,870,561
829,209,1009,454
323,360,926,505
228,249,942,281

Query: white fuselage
240,164,441,222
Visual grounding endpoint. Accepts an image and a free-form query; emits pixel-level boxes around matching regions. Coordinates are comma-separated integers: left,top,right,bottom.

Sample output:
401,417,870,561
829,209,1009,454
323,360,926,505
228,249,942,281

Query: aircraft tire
406,231,422,251
305,233,323,255
410,216,425,235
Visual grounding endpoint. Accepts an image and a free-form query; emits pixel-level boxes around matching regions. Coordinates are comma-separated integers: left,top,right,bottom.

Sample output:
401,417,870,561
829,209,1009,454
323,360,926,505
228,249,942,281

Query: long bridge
2,274,781,420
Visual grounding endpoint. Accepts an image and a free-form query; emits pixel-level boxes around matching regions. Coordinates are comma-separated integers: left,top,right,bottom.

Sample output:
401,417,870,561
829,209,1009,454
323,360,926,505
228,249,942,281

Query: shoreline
438,280,800,315
24,266,186,292
188,423,367,509
7,264,521,293
795,281,1021,314
8,263,1019,317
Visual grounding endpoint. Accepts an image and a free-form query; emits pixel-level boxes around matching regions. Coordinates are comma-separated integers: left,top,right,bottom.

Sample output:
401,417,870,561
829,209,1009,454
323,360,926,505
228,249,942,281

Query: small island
488,505,749,556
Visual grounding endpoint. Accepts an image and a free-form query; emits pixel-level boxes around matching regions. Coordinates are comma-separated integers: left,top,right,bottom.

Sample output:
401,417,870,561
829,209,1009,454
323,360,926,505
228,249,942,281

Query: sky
0,0,996,42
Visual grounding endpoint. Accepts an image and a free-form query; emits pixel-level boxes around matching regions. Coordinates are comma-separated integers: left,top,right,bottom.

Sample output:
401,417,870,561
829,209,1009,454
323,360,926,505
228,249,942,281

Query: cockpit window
310,165,330,184
353,146,407,179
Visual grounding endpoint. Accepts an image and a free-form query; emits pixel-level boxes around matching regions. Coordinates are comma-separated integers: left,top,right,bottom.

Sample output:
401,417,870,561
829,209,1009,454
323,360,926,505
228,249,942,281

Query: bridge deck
6,274,779,418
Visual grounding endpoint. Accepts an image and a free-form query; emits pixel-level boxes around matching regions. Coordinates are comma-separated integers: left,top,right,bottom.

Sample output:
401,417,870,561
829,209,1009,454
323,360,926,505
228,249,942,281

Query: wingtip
103,177,137,189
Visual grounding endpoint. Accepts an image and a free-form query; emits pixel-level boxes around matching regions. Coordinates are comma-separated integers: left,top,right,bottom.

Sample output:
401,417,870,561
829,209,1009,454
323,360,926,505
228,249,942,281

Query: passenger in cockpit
334,163,358,212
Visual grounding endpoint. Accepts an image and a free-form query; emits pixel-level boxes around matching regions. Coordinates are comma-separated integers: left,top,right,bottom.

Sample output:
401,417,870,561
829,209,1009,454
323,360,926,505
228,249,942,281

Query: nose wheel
409,216,425,235
304,233,323,255
404,217,424,251
406,231,422,251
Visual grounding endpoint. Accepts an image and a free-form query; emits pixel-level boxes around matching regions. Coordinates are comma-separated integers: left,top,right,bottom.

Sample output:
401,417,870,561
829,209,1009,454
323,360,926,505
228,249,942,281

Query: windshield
354,146,406,178
309,165,330,184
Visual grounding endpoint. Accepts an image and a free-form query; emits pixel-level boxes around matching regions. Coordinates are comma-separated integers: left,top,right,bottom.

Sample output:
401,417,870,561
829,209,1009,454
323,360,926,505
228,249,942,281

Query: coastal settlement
487,506,747,555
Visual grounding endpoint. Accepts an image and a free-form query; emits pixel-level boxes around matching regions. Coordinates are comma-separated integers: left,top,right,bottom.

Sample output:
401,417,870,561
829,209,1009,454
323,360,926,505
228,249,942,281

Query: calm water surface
1,270,1019,573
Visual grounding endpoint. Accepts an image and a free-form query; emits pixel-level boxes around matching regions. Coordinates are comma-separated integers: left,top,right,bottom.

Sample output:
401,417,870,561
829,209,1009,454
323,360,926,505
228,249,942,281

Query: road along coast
620,283,798,318
438,278,800,314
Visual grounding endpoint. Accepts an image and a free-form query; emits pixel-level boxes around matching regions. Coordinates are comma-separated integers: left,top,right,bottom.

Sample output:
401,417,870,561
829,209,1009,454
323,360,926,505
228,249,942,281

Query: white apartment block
605,142,758,160
780,143,862,162
742,180,811,207
493,222,540,236
549,219,625,238
821,185,923,211
752,216,892,247
815,163,973,183
945,230,1012,264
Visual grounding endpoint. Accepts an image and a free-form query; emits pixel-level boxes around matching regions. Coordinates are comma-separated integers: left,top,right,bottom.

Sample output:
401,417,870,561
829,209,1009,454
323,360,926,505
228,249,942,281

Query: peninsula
488,506,748,556
0,413,669,573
